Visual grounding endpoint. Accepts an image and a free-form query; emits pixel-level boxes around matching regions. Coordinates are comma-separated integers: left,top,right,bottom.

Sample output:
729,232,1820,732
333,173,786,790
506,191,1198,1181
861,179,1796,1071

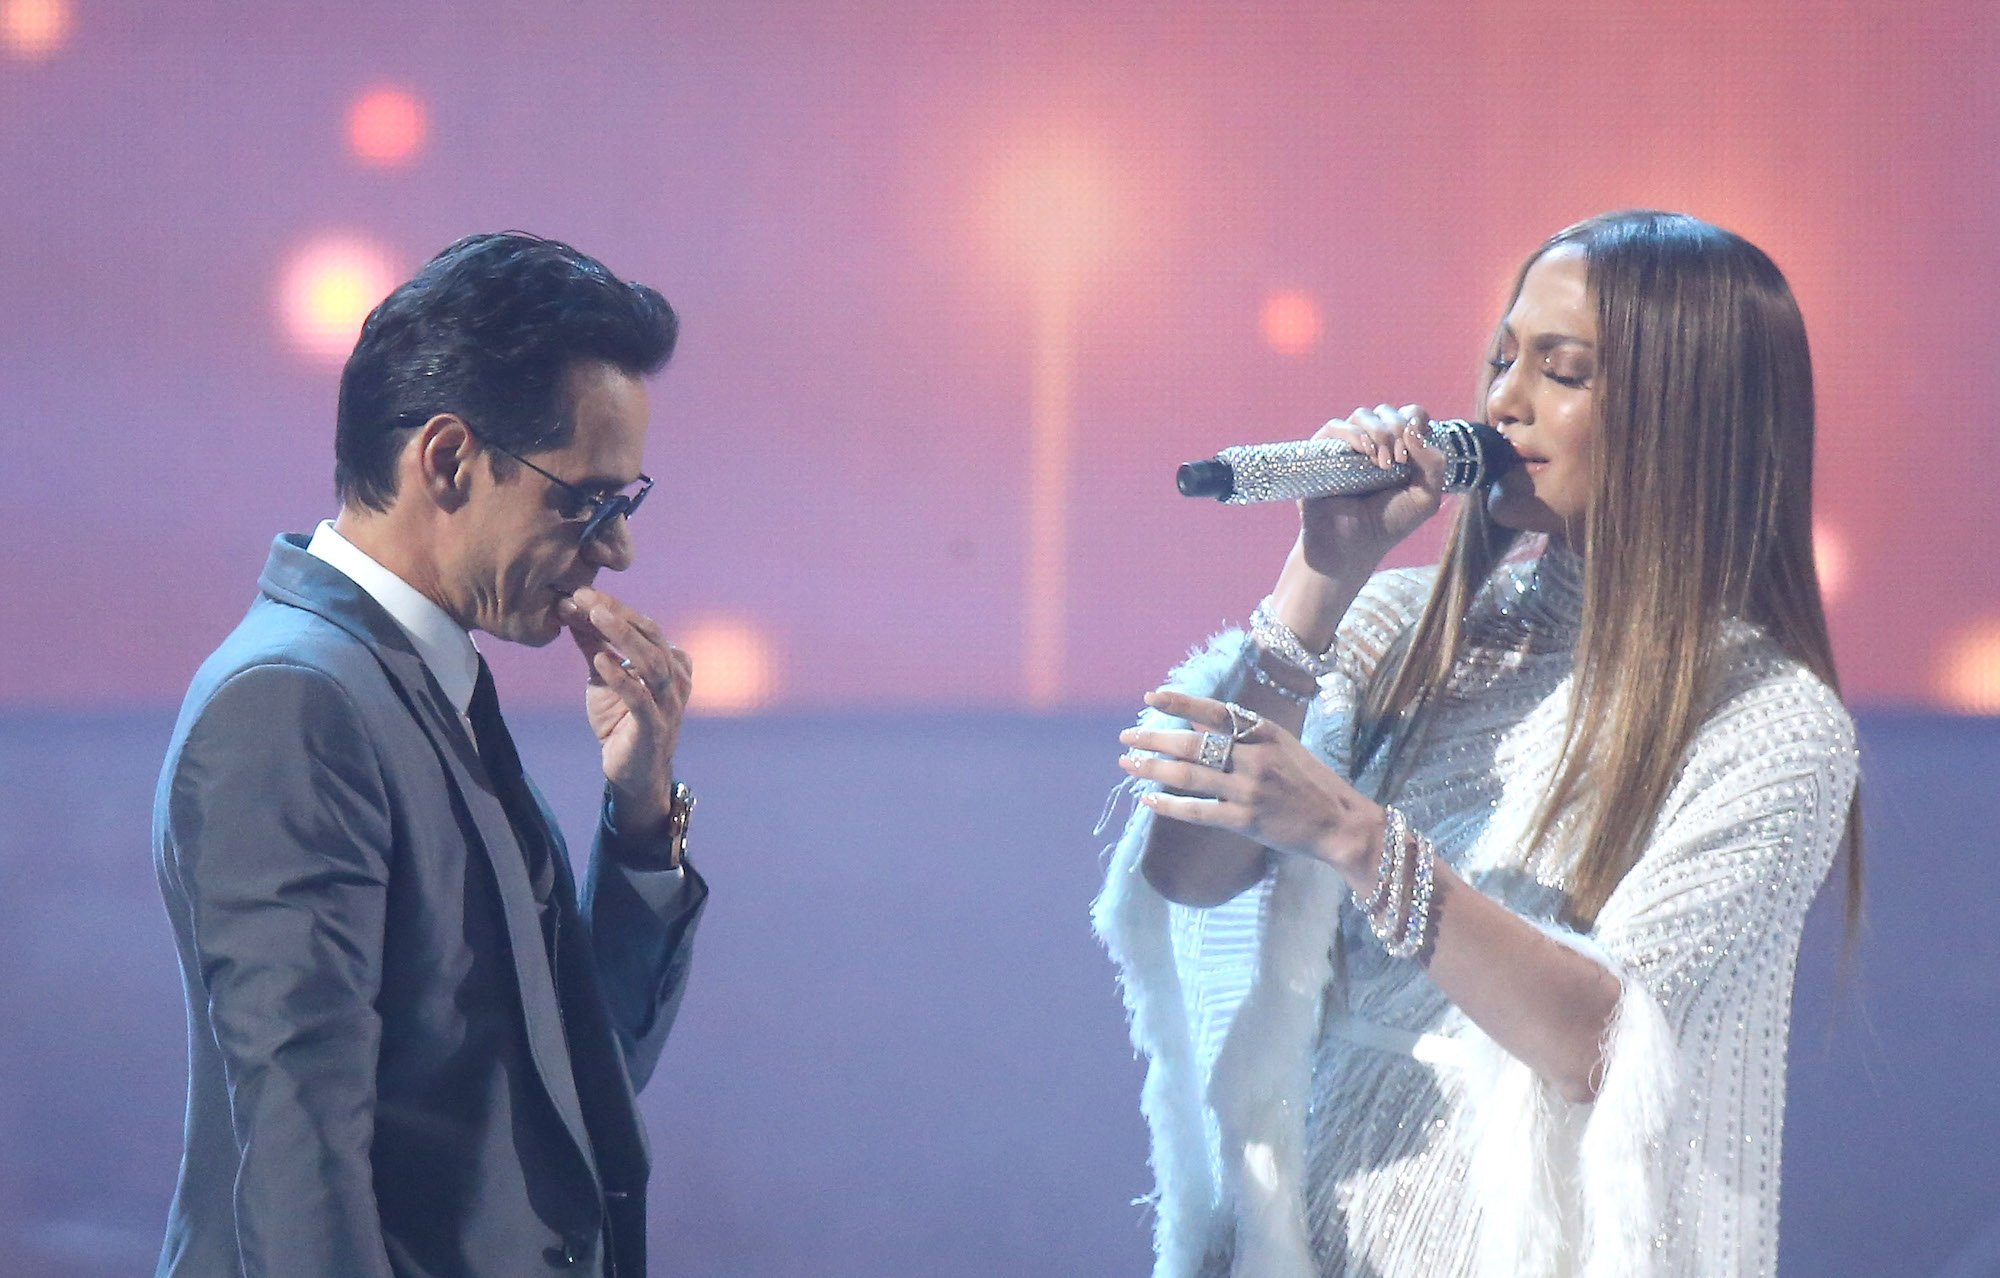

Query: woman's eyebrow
1504,324,1592,350
1531,332,1596,352
1500,323,1596,352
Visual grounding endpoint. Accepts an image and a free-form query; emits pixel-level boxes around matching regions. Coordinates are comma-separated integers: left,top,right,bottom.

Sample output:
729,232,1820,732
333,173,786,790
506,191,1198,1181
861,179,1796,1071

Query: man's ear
409,414,478,512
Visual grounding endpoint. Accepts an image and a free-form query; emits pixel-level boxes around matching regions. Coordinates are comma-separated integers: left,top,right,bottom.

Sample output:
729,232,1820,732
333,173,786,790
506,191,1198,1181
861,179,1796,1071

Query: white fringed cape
1093,568,1858,1278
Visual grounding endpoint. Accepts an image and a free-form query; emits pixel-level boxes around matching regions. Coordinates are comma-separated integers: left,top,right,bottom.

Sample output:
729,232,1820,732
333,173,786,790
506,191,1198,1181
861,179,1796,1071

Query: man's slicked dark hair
335,232,678,510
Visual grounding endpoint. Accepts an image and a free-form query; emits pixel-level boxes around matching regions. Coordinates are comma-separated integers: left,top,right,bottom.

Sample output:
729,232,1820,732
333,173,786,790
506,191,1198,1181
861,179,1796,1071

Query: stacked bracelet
1248,658,1313,706
1386,844,1434,960
1356,805,1407,916
1351,804,1437,960
1248,597,1339,679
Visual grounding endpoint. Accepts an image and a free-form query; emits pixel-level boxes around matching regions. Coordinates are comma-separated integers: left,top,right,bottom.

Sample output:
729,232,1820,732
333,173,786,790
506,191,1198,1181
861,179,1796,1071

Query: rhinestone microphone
1175,419,1517,504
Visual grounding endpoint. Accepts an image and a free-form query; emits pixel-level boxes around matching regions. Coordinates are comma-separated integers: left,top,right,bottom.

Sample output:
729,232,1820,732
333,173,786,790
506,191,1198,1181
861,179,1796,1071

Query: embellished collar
1475,538,1584,652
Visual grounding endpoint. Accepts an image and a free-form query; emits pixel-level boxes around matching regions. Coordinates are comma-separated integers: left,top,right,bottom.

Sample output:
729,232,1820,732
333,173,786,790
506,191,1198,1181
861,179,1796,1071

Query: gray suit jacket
153,534,708,1277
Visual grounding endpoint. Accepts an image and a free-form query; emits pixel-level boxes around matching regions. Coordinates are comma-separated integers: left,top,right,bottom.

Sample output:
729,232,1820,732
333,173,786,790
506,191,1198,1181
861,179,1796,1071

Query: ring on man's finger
1197,731,1234,772
617,656,658,696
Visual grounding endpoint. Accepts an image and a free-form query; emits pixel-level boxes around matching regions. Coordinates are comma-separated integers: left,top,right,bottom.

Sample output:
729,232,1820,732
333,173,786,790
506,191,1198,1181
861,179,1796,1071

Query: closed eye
1492,355,1590,389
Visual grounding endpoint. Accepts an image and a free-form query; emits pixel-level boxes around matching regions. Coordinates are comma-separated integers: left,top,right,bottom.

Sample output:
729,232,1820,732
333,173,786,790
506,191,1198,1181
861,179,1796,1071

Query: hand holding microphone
1177,415,1516,503
1187,405,1518,574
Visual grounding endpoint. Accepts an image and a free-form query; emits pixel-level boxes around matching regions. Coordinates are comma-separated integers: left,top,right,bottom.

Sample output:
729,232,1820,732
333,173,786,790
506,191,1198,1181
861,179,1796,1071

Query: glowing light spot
986,133,1118,288
1260,289,1322,356
1936,618,2000,715
346,86,428,168
1,0,71,61
278,236,400,366
982,131,1127,704
681,615,778,715
1812,522,1848,604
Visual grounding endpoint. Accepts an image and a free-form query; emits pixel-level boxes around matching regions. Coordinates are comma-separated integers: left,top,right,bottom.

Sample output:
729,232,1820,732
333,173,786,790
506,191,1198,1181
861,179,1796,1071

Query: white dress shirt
306,519,685,881
307,520,480,730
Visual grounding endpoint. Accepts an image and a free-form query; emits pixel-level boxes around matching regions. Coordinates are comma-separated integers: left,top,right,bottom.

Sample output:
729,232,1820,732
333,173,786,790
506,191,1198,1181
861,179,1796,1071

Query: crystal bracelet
1384,840,1436,960
1368,839,1412,953
1354,805,1407,918
1249,657,1313,706
1248,597,1339,678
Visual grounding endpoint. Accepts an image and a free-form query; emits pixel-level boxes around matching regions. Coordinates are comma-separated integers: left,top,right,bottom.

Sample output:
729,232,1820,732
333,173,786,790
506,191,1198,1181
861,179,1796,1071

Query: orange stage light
1812,522,1848,605
278,236,399,366
1937,618,2000,716
981,138,1091,705
1,0,70,61
986,133,1117,289
982,131,1127,706
680,615,779,715
347,86,428,168
1260,289,1323,357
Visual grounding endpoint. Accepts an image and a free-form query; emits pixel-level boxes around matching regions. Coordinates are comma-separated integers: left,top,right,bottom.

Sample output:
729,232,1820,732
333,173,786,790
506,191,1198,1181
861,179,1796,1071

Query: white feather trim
1092,629,1253,1277
1204,853,1344,1278
1454,921,1679,1278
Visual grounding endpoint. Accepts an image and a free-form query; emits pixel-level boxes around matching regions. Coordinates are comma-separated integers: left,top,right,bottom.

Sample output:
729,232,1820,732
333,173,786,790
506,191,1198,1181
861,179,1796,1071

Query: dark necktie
468,658,557,913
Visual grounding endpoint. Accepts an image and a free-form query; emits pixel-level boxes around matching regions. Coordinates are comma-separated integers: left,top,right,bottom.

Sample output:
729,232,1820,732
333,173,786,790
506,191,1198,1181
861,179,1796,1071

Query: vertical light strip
1024,276,1075,708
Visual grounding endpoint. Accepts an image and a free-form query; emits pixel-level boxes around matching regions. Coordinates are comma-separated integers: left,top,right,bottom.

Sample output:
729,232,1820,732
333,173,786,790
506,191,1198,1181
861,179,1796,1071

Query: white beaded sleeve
1456,650,1859,1278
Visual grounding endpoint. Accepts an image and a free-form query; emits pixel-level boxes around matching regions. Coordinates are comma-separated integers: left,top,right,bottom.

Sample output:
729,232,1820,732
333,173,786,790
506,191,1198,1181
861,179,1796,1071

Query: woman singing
1095,210,1858,1278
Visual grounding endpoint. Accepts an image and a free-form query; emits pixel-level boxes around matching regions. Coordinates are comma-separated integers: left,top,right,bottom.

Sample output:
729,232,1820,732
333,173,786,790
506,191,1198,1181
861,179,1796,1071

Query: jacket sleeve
578,796,709,1089
163,663,396,1278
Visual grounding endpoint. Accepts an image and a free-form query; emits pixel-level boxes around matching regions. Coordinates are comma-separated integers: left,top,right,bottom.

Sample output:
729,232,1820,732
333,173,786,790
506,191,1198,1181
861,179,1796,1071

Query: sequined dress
1093,544,1858,1278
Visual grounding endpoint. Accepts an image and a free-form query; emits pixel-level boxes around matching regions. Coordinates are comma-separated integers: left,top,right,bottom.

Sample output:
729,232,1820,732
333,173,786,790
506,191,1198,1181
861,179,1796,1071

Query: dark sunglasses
486,441,652,544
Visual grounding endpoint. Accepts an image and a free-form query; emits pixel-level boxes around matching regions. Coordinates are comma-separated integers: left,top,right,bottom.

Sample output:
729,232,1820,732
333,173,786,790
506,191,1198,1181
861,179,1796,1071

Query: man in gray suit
153,233,707,1277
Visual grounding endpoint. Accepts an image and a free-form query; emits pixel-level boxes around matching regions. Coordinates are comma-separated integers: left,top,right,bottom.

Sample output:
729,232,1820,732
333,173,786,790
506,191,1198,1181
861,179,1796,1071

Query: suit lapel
257,534,601,1183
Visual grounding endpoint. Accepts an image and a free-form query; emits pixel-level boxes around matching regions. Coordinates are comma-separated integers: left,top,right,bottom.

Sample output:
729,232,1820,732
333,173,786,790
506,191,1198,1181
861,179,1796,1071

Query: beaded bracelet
1248,597,1339,678
1248,657,1313,706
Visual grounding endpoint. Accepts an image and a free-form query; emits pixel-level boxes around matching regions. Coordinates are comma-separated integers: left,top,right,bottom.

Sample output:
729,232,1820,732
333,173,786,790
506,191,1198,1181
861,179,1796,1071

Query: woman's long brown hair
1355,210,1860,929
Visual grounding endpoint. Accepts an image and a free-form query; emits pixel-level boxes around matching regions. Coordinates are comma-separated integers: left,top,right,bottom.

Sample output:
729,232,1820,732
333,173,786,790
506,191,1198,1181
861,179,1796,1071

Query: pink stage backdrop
1,0,1994,712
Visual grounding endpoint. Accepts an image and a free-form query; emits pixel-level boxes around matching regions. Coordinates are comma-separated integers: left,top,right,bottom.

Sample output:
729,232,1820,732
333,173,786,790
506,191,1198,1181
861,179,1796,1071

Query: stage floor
2,709,1994,1276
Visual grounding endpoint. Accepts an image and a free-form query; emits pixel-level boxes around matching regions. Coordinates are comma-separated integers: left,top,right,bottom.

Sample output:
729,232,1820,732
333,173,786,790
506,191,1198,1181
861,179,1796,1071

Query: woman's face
1484,244,1598,544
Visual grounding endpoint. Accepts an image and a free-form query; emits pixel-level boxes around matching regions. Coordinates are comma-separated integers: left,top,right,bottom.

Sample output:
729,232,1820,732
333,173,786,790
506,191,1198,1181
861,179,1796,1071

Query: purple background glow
4,5,1999,1276
3,0,1996,711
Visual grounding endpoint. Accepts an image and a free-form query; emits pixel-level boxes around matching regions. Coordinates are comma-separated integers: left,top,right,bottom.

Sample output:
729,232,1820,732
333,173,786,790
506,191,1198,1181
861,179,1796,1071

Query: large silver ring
1224,702,1263,743
1197,730,1233,772
618,656,638,676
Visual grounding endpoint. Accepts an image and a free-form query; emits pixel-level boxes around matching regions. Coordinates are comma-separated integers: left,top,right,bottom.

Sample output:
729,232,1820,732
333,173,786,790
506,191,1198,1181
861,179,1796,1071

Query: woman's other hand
1120,688,1385,883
